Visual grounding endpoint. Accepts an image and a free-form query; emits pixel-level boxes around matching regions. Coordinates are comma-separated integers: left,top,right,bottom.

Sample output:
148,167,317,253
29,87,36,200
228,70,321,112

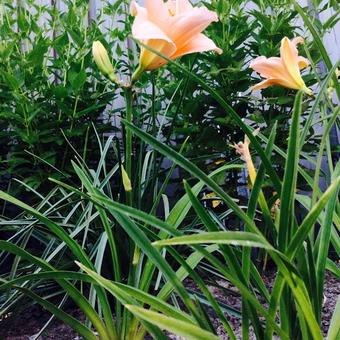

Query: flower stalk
124,87,133,207
132,64,145,84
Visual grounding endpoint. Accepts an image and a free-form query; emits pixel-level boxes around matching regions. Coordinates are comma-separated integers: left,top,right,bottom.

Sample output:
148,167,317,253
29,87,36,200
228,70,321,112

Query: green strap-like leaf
278,91,303,250
287,176,340,258
327,297,340,340
0,241,109,340
153,231,274,250
125,305,219,340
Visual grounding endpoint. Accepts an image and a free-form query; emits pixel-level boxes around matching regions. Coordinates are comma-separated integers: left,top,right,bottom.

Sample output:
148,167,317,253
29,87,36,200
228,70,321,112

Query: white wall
318,1,339,63
27,1,339,62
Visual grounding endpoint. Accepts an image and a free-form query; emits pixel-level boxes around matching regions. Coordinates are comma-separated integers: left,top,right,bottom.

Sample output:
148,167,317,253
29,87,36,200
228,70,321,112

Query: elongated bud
232,129,260,186
92,41,117,83
121,165,132,192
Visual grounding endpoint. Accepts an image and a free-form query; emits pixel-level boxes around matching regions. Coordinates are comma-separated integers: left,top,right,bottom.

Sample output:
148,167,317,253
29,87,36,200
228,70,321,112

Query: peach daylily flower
131,0,222,72
250,37,312,95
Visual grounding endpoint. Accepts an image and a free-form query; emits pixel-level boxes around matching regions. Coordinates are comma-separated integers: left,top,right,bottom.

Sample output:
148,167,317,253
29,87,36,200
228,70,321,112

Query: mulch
0,271,338,339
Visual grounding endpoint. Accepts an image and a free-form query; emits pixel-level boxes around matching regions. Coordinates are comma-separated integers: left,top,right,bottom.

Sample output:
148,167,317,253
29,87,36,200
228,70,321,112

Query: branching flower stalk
128,0,224,272
92,40,134,206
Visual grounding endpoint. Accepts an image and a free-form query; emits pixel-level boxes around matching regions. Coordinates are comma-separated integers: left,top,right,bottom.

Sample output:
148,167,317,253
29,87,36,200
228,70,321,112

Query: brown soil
0,307,84,340
0,271,338,339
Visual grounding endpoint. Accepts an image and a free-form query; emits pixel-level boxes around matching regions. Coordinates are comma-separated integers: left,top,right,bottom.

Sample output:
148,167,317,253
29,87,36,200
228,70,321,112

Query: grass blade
278,91,303,250
153,231,274,250
327,297,340,340
125,305,219,340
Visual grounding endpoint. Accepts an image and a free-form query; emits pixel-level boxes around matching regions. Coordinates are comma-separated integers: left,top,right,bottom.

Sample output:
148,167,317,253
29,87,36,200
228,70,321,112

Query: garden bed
0,0,339,339
1,270,338,339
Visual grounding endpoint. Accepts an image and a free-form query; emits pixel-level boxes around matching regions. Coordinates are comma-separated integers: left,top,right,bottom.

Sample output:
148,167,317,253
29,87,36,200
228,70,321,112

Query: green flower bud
92,41,116,82
121,165,132,192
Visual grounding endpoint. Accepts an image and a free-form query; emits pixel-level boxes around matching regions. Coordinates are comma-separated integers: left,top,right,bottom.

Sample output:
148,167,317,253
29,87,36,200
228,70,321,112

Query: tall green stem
124,87,133,207
122,86,135,339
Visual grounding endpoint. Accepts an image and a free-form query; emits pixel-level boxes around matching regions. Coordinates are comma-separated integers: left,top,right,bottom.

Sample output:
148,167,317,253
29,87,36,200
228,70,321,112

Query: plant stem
131,64,144,84
124,87,133,207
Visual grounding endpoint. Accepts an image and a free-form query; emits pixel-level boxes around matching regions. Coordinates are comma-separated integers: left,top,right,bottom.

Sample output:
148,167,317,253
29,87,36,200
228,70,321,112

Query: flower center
168,8,175,16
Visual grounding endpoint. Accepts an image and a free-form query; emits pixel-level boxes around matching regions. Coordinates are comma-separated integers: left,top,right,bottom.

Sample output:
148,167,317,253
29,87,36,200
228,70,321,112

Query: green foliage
0,0,339,340
0,0,123,192
156,0,323,168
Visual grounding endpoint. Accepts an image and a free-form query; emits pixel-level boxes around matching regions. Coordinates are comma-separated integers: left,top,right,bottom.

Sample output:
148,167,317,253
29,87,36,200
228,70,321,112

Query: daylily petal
168,0,193,15
144,0,170,29
130,1,138,16
292,36,305,47
297,56,310,70
177,0,194,12
130,1,148,19
132,15,172,43
250,56,291,80
252,78,297,91
280,37,305,88
252,79,276,91
139,39,177,70
168,7,219,48
172,33,222,59
292,37,309,69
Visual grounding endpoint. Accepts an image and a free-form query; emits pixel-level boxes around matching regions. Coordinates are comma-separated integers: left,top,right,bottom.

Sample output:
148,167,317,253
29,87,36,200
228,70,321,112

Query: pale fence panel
32,0,338,64
319,0,339,63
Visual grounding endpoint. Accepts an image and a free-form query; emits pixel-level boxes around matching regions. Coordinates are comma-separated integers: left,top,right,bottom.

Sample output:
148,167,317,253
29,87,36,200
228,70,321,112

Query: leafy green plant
157,0,325,165
0,0,339,339
1,82,338,338
0,0,122,192
0,141,244,339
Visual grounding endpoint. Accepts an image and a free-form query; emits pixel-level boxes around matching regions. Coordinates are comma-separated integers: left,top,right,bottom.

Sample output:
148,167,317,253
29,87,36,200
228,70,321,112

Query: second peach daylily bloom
250,37,312,95
131,0,222,72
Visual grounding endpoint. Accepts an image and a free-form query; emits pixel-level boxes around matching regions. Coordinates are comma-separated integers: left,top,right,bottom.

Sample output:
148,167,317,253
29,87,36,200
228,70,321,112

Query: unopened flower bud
232,129,260,186
92,41,117,82
327,86,335,100
121,165,132,192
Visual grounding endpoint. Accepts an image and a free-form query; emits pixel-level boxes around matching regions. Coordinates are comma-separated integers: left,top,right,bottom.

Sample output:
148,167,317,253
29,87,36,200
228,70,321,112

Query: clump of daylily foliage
0,1,339,340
